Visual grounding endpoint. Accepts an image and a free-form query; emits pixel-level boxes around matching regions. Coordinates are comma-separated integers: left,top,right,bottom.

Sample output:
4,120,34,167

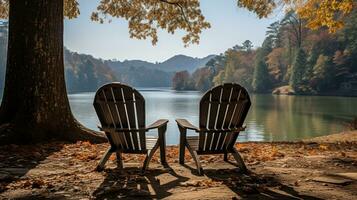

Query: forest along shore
0,131,356,200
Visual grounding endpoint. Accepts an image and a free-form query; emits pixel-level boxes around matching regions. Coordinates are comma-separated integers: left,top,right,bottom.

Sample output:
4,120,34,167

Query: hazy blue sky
64,0,282,62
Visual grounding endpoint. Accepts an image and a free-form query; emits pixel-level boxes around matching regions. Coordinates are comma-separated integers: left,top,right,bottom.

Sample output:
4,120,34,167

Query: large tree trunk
0,0,106,144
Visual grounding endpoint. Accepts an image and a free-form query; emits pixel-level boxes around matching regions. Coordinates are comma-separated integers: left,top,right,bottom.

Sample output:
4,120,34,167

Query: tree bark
0,0,106,144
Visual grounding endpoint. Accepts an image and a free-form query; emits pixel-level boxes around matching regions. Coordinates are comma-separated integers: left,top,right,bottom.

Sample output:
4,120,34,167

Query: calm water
69,88,357,145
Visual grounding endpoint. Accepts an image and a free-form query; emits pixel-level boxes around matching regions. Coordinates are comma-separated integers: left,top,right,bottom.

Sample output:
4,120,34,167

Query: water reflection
245,94,356,142
68,89,357,144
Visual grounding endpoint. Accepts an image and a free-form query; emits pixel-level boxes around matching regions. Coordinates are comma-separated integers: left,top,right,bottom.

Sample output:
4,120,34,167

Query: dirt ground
0,131,356,200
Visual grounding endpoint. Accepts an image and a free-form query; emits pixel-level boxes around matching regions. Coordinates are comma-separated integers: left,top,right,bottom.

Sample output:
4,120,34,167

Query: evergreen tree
252,59,271,92
289,48,307,92
251,36,274,92
242,40,253,52
304,45,319,85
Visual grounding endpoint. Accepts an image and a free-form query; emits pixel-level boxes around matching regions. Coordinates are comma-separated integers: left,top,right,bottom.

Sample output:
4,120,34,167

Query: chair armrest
175,119,199,131
146,119,169,131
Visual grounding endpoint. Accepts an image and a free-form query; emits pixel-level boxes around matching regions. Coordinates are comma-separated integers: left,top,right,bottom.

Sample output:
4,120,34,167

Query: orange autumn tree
0,0,354,144
237,0,354,33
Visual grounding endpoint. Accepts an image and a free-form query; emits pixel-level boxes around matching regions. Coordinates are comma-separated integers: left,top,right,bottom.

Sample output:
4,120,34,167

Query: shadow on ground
93,161,323,200
204,168,323,200
93,166,190,199
0,142,66,198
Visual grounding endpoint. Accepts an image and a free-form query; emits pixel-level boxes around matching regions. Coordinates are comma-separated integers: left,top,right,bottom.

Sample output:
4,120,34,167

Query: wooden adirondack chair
93,83,169,172
176,83,251,175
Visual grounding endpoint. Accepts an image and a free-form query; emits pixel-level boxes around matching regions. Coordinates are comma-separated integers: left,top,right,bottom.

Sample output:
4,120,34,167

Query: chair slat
109,87,125,149
226,87,242,128
134,91,146,150
103,89,124,147
214,85,233,150
121,87,137,150
115,87,132,150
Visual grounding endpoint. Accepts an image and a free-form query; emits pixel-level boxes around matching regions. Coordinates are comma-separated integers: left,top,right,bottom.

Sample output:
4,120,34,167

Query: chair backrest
93,83,147,152
198,83,251,152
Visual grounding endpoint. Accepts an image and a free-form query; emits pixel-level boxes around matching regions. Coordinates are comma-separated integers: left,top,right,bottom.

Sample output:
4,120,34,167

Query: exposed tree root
64,121,107,143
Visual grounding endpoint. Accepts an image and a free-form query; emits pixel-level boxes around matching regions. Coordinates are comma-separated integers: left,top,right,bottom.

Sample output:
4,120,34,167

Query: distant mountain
105,54,216,87
105,60,170,87
107,54,216,73
157,54,216,72
64,49,117,93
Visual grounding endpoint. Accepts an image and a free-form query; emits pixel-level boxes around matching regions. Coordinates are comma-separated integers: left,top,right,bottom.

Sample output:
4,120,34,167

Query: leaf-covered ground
0,132,356,199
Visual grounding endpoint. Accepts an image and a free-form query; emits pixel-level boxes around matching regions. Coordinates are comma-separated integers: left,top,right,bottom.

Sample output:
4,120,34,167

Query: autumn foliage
0,0,355,45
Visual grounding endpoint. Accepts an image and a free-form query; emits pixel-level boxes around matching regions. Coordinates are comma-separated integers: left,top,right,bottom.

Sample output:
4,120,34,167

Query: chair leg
232,148,247,173
96,147,113,171
186,143,203,176
158,125,167,165
224,153,228,162
116,151,123,169
178,126,187,165
142,142,159,173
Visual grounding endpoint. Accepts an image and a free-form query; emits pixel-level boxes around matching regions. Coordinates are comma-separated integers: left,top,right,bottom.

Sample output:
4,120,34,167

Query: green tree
252,36,273,92
252,58,271,92
266,21,283,48
289,48,307,92
242,40,253,52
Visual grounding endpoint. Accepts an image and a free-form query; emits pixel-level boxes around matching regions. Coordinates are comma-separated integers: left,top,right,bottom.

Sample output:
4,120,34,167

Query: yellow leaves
295,0,354,33
237,143,285,162
92,0,210,46
270,146,284,158
180,179,222,187
0,0,8,19
80,140,93,146
237,0,355,33
319,144,329,151
64,0,80,19
109,154,116,161
237,0,277,18
73,141,99,161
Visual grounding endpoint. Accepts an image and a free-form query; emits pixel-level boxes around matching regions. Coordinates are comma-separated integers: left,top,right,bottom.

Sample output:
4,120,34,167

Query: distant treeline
172,10,357,96
0,20,214,94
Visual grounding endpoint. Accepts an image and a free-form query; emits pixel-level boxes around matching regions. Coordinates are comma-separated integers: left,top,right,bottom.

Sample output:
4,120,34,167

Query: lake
69,88,357,145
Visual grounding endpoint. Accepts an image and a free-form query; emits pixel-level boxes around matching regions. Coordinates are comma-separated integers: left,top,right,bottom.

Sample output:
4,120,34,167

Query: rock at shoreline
272,85,295,95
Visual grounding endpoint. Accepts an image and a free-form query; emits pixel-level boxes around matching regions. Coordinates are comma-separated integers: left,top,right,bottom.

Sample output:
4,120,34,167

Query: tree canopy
0,0,354,45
